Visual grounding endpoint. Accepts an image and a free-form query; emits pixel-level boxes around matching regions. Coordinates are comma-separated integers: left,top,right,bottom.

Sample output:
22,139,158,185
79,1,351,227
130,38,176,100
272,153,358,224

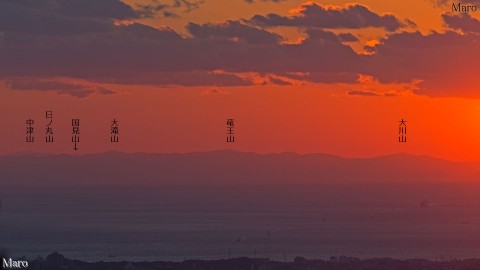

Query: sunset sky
1,0,480,161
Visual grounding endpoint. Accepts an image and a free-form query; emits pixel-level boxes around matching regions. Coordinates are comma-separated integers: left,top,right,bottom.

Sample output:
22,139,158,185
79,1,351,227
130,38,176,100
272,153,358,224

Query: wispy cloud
5,78,115,98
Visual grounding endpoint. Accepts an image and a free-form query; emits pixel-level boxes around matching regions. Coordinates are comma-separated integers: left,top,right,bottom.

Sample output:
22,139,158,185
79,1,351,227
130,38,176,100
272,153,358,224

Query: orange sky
2,83,480,161
1,0,480,161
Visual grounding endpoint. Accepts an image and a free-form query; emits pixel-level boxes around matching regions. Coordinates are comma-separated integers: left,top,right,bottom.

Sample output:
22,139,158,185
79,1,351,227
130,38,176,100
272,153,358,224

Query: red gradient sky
1,0,480,161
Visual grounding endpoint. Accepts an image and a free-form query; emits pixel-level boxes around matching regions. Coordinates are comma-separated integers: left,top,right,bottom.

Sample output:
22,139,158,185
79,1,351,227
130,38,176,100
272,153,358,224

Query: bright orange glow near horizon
2,82,480,162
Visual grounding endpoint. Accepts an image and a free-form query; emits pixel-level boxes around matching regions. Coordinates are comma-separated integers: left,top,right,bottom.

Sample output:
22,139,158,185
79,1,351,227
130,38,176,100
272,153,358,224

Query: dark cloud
304,28,340,42
136,0,204,18
250,2,408,31
338,33,359,42
187,20,282,44
442,12,480,33
0,0,372,91
173,0,204,11
365,15,480,98
135,2,169,17
54,0,139,19
279,72,359,84
6,78,115,98
304,28,359,43
268,77,293,86
0,1,115,35
0,10,362,83
0,0,360,90
163,10,180,18
346,90,400,97
347,90,381,97
0,22,184,76
0,0,139,19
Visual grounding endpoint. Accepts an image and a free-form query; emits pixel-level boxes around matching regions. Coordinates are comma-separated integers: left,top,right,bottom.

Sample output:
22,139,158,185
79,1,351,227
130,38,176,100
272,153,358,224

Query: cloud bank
1,0,479,98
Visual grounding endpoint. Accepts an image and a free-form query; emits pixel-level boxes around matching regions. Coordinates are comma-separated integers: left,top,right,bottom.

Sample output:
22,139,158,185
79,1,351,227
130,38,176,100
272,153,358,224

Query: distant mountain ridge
0,151,478,187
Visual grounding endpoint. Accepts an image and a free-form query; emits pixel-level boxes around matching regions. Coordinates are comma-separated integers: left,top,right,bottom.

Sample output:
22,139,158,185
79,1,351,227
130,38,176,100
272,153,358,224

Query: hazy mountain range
0,151,478,188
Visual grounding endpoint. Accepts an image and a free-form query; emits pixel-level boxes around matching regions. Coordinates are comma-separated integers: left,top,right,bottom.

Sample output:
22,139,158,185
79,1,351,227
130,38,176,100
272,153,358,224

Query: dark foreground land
7,252,480,270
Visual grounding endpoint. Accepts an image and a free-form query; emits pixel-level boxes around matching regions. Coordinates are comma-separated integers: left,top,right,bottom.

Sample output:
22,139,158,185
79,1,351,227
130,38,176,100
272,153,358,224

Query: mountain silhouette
0,151,477,188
